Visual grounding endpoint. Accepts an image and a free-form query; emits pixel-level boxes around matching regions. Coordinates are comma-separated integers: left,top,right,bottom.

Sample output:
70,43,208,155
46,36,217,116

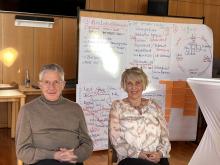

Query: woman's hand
139,151,162,163
147,151,162,163
138,151,149,159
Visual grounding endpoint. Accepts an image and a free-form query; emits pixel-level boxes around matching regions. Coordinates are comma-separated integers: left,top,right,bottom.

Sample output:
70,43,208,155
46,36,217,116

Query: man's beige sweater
16,96,93,164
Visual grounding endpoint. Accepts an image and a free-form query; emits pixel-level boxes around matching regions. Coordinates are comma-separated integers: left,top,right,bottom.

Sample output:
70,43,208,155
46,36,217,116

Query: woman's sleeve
15,106,55,164
109,101,141,159
156,104,171,158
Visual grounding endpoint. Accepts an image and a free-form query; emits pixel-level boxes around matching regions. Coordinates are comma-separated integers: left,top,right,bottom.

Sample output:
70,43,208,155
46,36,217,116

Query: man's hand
54,148,78,164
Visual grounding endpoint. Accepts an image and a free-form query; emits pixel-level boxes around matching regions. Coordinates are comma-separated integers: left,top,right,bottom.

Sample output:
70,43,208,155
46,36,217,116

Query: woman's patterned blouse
109,99,171,162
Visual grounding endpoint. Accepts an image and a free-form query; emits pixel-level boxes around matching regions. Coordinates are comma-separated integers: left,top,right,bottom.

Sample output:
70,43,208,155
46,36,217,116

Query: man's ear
38,81,42,89
62,81,66,89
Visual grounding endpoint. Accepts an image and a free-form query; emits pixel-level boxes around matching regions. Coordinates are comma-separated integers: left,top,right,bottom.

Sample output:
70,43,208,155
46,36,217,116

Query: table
187,78,220,165
0,90,25,138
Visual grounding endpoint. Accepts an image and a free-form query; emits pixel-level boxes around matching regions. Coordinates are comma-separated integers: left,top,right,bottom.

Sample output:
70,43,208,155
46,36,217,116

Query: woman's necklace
128,98,143,110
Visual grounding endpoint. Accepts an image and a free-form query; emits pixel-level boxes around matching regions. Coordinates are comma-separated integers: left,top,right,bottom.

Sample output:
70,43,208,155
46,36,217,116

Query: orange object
160,80,197,122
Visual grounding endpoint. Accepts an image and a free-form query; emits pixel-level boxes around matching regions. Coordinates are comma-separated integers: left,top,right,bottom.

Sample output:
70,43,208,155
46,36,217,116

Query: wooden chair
17,159,23,165
108,141,118,165
108,148,117,165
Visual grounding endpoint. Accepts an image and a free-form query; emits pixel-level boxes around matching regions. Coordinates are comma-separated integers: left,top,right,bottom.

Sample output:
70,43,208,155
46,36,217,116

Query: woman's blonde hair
121,67,149,91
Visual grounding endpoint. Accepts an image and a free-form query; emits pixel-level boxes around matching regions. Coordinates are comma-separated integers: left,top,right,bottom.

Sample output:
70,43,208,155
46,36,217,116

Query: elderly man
16,64,93,165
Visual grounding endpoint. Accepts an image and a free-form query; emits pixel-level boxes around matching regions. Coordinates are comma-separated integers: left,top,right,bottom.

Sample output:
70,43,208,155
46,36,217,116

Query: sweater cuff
74,147,93,162
39,150,55,160
157,149,169,158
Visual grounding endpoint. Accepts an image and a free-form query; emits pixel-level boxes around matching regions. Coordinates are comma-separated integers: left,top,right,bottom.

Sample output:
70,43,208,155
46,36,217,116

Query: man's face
39,71,65,101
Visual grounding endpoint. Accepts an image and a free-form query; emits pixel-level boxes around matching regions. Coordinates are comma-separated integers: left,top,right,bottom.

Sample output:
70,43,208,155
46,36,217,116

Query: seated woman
109,67,171,165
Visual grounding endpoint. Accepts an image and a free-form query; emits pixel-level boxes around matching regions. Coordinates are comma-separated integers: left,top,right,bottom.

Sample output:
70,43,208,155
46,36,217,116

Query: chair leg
17,159,23,165
108,149,113,165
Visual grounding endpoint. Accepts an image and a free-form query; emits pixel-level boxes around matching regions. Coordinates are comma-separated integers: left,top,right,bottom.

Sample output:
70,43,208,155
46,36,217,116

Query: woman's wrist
157,151,163,158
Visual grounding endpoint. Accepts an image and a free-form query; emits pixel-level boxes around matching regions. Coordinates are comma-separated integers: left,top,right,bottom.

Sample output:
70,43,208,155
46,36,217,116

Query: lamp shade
0,47,18,67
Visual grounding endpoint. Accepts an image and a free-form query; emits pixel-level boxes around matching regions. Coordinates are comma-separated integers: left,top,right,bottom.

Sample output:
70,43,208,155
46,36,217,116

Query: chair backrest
108,138,118,165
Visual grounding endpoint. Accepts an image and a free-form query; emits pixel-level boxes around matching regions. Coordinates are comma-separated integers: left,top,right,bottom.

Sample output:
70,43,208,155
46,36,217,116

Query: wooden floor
0,128,198,165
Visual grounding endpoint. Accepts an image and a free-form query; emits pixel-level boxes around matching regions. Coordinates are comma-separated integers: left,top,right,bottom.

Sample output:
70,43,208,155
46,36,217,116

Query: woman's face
126,79,143,100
